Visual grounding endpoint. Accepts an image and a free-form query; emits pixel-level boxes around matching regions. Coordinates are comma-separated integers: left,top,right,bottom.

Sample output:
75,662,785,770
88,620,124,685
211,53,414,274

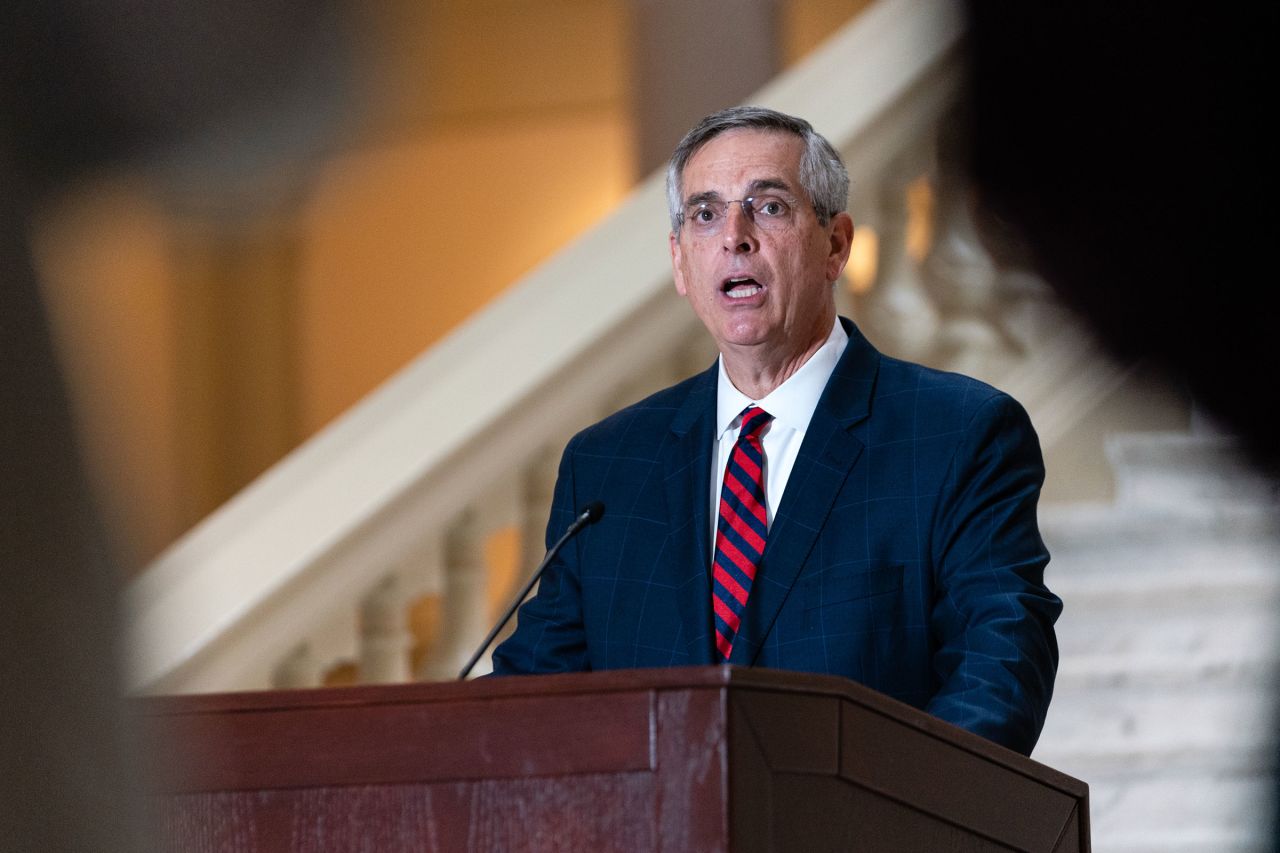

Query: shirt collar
715,316,849,439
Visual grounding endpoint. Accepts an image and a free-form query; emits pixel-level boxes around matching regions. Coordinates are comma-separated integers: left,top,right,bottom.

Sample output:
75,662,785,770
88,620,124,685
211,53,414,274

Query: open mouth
722,276,763,299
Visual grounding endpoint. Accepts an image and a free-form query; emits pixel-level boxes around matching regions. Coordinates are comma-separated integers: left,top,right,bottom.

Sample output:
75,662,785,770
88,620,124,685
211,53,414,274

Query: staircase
1037,432,1280,852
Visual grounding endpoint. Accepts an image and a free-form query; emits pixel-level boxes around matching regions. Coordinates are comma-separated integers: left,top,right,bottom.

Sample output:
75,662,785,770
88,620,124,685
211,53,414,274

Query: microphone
457,501,605,680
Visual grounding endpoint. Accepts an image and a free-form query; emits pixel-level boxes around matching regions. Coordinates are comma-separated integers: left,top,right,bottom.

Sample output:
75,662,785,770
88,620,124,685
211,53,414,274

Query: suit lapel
663,362,718,665
730,319,880,667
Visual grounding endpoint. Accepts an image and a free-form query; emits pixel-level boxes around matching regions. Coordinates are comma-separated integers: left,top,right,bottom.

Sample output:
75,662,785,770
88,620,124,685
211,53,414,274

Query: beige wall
782,0,876,64
298,111,634,433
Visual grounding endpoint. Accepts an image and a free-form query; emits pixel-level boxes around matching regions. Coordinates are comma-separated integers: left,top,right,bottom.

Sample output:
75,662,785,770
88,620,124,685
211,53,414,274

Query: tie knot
739,406,773,439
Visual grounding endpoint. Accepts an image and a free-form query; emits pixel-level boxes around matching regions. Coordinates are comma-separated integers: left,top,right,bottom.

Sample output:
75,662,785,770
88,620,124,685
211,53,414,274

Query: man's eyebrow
747,178,793,195
684,190,723,207
684,178,795,208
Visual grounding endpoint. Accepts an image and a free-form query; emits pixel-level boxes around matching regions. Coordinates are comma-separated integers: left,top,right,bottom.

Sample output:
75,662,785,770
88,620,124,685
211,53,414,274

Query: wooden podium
144,667,1089,851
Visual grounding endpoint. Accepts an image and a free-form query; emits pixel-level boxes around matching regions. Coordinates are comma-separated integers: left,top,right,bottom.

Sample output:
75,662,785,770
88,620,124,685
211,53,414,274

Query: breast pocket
802,564,903,635
804,564,904,609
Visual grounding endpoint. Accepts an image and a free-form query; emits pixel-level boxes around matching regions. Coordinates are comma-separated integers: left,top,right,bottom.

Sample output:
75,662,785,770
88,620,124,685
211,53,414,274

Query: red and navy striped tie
712,405,773,661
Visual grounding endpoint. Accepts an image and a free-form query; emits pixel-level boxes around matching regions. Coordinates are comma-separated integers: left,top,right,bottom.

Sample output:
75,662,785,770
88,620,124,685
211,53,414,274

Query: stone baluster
833,261,859,322
425,446,562,663
520,445,562,578
834,193,866,323
358,574,412,683
418,507,490,680
271,642,322,689
917,113,1018,383
607,368,664,417
675,328,717,381
851,157,941,365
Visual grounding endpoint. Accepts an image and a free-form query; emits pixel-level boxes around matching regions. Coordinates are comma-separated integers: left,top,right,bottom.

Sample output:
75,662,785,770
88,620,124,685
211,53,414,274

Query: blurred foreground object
2,0,358,847
965,3,1280,850
965,2,1277,474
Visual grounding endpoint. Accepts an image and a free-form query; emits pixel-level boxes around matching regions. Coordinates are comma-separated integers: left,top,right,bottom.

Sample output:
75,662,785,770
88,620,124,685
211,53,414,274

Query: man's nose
722,203,758,253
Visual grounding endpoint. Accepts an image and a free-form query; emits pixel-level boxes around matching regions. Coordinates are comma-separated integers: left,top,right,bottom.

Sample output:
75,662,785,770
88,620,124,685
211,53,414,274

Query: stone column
359,574,412,683
853,160,941,363
520,446,562,577
419,507,490,680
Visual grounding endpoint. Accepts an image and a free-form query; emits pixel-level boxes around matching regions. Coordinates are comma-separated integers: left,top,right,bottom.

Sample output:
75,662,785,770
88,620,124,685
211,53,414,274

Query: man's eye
758,198,788,217
694,206,718,223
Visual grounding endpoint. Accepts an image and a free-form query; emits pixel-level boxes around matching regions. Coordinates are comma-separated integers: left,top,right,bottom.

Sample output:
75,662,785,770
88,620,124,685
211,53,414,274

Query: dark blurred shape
964,4,1279,849
4,0,357,200
2,0,355,847
1,184,152,853
964,2,1277,475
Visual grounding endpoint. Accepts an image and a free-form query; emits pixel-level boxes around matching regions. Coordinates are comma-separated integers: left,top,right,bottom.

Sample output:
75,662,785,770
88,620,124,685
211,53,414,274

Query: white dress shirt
711,317,849,549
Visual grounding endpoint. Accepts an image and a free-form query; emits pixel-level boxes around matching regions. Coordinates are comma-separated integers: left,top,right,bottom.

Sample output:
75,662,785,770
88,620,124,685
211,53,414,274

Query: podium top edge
138,665,1086,796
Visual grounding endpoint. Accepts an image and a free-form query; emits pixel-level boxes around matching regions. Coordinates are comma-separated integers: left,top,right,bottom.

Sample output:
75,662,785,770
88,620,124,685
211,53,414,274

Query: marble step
1040,504,1280,572
1094,839,1267,853
1092,827,1269,853
1048,546,1280,589
1056,769,1274,853
1032,432,1279,852
1106,432,1280,512
1036,680,1276,773
1050,562,1280,608
1054,597,1278,661
1053,651,1276,692
1046,533,1280,651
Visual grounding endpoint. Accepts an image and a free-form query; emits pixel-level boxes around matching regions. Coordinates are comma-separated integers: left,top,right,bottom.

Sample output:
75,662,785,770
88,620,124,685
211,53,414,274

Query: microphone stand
457,502,603,680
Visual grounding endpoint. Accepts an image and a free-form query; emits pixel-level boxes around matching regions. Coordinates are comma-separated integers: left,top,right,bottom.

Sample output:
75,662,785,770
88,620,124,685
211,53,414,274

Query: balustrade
358,574,412,684
414,508,486,680
850,150,941,364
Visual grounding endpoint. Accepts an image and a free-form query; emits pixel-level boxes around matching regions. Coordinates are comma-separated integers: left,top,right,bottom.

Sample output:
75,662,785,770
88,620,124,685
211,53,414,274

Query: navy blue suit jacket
493,318,1060,755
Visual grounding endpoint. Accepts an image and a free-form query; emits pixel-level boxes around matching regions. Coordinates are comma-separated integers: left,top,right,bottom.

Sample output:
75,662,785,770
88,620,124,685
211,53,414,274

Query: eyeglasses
680,195,797,236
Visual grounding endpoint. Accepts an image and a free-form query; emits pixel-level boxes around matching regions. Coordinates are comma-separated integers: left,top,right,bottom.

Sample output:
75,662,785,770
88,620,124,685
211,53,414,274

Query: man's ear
826,212,855,282
670,231,688,296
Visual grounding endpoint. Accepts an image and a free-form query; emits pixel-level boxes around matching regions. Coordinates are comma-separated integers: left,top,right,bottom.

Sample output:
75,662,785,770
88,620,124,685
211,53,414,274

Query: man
492,106,1060,756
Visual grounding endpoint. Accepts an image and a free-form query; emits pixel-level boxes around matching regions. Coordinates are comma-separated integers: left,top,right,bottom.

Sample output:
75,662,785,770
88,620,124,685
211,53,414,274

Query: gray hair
665,106,849,233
